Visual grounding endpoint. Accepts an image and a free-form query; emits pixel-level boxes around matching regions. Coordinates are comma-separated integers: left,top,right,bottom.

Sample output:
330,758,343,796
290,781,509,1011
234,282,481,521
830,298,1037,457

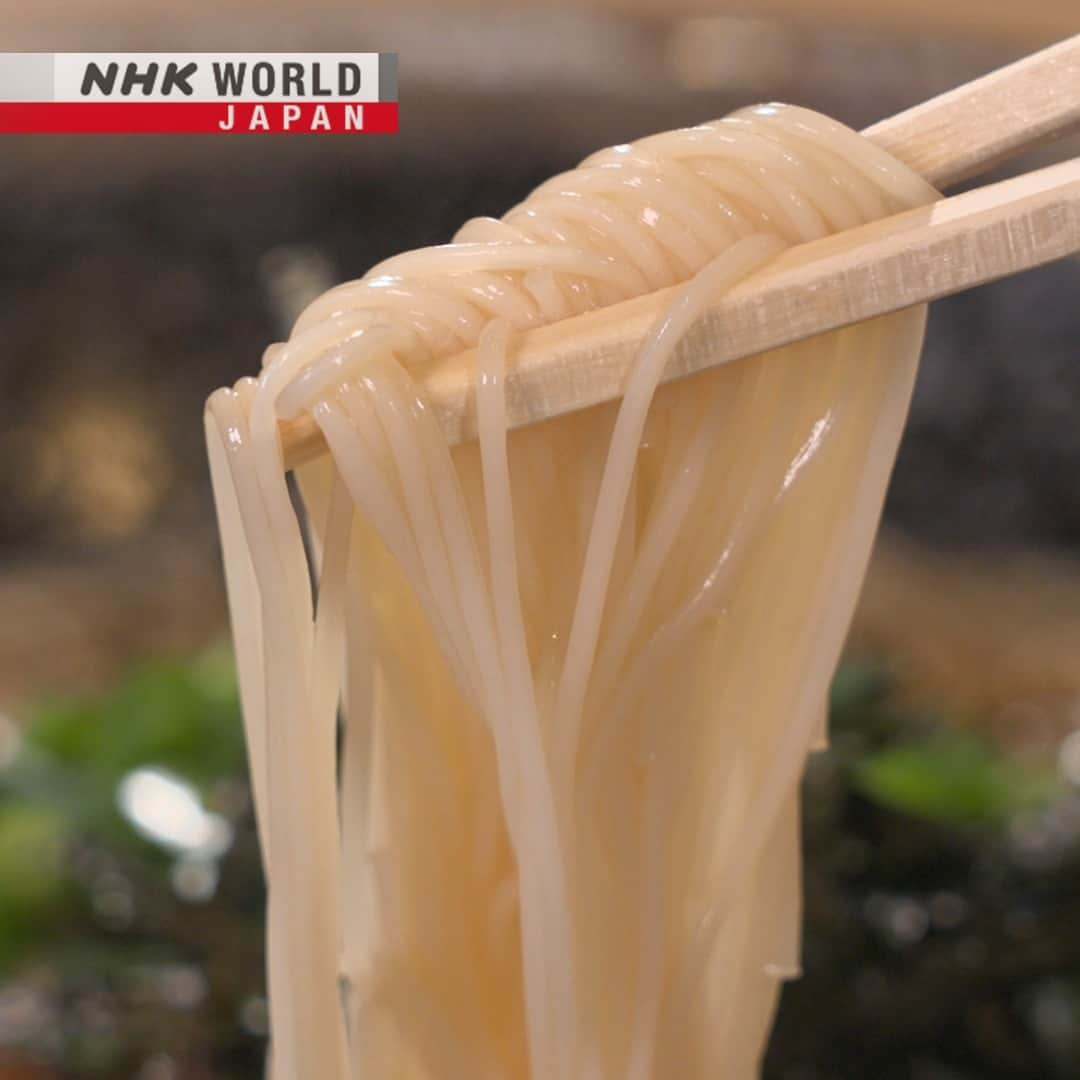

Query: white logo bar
0,53,396,103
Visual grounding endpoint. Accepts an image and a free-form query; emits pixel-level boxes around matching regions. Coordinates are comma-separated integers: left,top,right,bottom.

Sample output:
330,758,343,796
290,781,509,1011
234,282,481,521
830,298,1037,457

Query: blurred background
2,3,1080,1078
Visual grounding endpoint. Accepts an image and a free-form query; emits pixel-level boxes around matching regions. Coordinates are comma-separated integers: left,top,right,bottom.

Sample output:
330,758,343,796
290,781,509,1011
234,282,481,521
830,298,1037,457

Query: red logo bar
0,101,399,134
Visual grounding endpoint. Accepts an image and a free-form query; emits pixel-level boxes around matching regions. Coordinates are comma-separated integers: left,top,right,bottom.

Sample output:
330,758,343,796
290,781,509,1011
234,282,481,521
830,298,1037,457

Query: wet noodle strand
206,104,936,1079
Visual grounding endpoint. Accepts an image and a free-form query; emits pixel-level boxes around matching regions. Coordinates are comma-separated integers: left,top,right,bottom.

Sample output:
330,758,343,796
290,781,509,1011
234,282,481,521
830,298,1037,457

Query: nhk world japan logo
0,53,398,133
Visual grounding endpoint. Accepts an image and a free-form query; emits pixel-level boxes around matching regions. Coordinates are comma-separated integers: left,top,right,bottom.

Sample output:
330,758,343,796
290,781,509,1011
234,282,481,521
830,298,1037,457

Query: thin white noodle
205,103,938,1079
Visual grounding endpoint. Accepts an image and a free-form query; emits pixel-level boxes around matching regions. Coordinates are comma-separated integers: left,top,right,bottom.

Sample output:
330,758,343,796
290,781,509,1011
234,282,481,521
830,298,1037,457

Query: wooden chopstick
279,33,1080,468
865,31,1080,188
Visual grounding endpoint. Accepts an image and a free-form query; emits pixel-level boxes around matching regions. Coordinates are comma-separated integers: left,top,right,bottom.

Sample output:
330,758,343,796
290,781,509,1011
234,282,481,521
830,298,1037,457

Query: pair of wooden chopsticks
281,32,1080,469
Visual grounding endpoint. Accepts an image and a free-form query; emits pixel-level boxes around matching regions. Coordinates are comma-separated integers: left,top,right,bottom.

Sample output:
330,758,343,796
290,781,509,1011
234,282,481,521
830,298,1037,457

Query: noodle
206,104,937,1079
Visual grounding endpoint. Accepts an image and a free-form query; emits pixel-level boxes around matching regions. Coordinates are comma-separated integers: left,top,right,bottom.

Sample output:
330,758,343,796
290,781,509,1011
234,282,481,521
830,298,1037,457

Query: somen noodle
206,103,937,1079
